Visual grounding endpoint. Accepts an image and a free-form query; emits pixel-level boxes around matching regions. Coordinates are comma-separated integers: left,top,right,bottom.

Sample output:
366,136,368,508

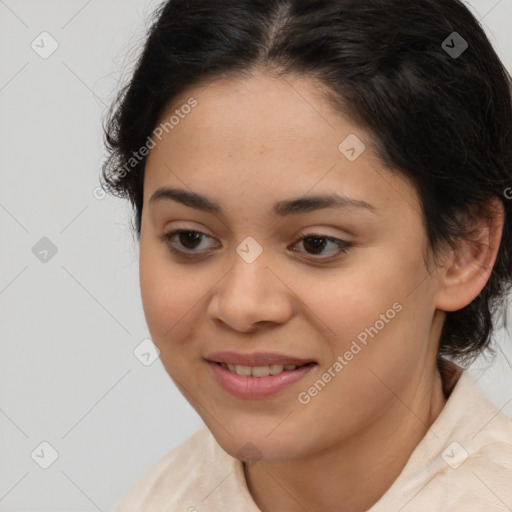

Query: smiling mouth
213,361,316,377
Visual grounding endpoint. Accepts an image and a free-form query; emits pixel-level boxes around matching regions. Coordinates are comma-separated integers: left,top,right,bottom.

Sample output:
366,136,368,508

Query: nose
207,249,294,333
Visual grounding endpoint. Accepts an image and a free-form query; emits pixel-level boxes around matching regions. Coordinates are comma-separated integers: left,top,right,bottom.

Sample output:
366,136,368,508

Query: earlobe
436,197,505,312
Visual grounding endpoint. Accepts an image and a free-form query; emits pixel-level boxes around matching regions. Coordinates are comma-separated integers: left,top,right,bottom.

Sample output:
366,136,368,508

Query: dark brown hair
101,0,512,367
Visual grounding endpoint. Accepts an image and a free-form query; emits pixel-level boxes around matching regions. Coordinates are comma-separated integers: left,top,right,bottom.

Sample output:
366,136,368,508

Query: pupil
180,231,201,249
304,237,326,254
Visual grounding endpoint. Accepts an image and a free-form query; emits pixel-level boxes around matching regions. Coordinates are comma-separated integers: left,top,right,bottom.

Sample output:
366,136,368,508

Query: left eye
293,232,352,259
159,230,352,260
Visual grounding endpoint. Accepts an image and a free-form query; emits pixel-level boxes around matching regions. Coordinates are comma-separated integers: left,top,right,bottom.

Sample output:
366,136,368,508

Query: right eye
159,229,219,258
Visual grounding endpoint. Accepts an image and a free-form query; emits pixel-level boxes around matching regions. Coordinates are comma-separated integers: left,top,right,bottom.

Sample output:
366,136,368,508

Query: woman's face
139,71,445,461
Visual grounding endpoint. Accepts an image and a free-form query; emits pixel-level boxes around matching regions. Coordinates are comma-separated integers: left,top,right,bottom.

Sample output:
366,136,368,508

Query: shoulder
371,370,512,511
438,365,512,452
455,370,512,454
427,371,512,509
113,424,246,511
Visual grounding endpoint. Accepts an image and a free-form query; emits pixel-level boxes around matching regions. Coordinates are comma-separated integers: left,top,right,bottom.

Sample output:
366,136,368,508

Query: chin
205,419,307,463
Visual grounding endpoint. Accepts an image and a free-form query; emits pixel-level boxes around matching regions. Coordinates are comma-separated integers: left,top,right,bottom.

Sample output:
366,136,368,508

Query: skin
139,70,504,511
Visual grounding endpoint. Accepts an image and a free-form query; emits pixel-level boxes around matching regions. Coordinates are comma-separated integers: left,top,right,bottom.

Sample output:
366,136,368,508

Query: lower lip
207,361,316,399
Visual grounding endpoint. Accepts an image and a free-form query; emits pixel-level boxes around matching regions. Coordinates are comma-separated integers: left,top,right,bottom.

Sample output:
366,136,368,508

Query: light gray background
0,1,511,510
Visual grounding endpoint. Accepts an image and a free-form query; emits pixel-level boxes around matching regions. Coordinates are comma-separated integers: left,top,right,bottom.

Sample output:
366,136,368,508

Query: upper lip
205,351,316,367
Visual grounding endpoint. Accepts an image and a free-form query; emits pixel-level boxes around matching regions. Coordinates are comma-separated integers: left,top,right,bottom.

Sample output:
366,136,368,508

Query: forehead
151,71,357,158
143,72,419,219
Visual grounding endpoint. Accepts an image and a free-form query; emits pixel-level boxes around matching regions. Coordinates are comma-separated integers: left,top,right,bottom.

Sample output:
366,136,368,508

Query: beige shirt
113,370,512,511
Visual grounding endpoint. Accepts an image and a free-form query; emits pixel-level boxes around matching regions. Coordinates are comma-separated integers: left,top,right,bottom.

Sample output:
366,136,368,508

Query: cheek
139,240,200,348
298,262,400,346
288,266,434,445
304,245,435,373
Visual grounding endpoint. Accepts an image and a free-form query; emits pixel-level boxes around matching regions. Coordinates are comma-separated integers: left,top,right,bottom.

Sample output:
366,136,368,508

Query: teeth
269,364,284,375
251,366,270,377
235,365,252,376
223,363,300,377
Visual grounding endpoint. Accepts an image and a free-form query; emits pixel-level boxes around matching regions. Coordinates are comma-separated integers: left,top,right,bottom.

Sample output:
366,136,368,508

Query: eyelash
158,229,352,261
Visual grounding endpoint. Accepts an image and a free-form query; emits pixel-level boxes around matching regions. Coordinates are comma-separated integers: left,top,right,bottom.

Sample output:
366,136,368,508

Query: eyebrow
149,187,377,217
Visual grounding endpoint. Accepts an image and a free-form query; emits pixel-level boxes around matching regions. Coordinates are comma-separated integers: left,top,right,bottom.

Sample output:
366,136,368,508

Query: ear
435,197,505,312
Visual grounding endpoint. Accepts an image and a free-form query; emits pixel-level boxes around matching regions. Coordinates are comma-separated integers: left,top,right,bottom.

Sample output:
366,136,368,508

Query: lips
207,359,316,399
205,351,316,367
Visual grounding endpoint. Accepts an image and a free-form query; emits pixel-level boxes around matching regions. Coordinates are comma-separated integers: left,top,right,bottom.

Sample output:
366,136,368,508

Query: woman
102,0,512,510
